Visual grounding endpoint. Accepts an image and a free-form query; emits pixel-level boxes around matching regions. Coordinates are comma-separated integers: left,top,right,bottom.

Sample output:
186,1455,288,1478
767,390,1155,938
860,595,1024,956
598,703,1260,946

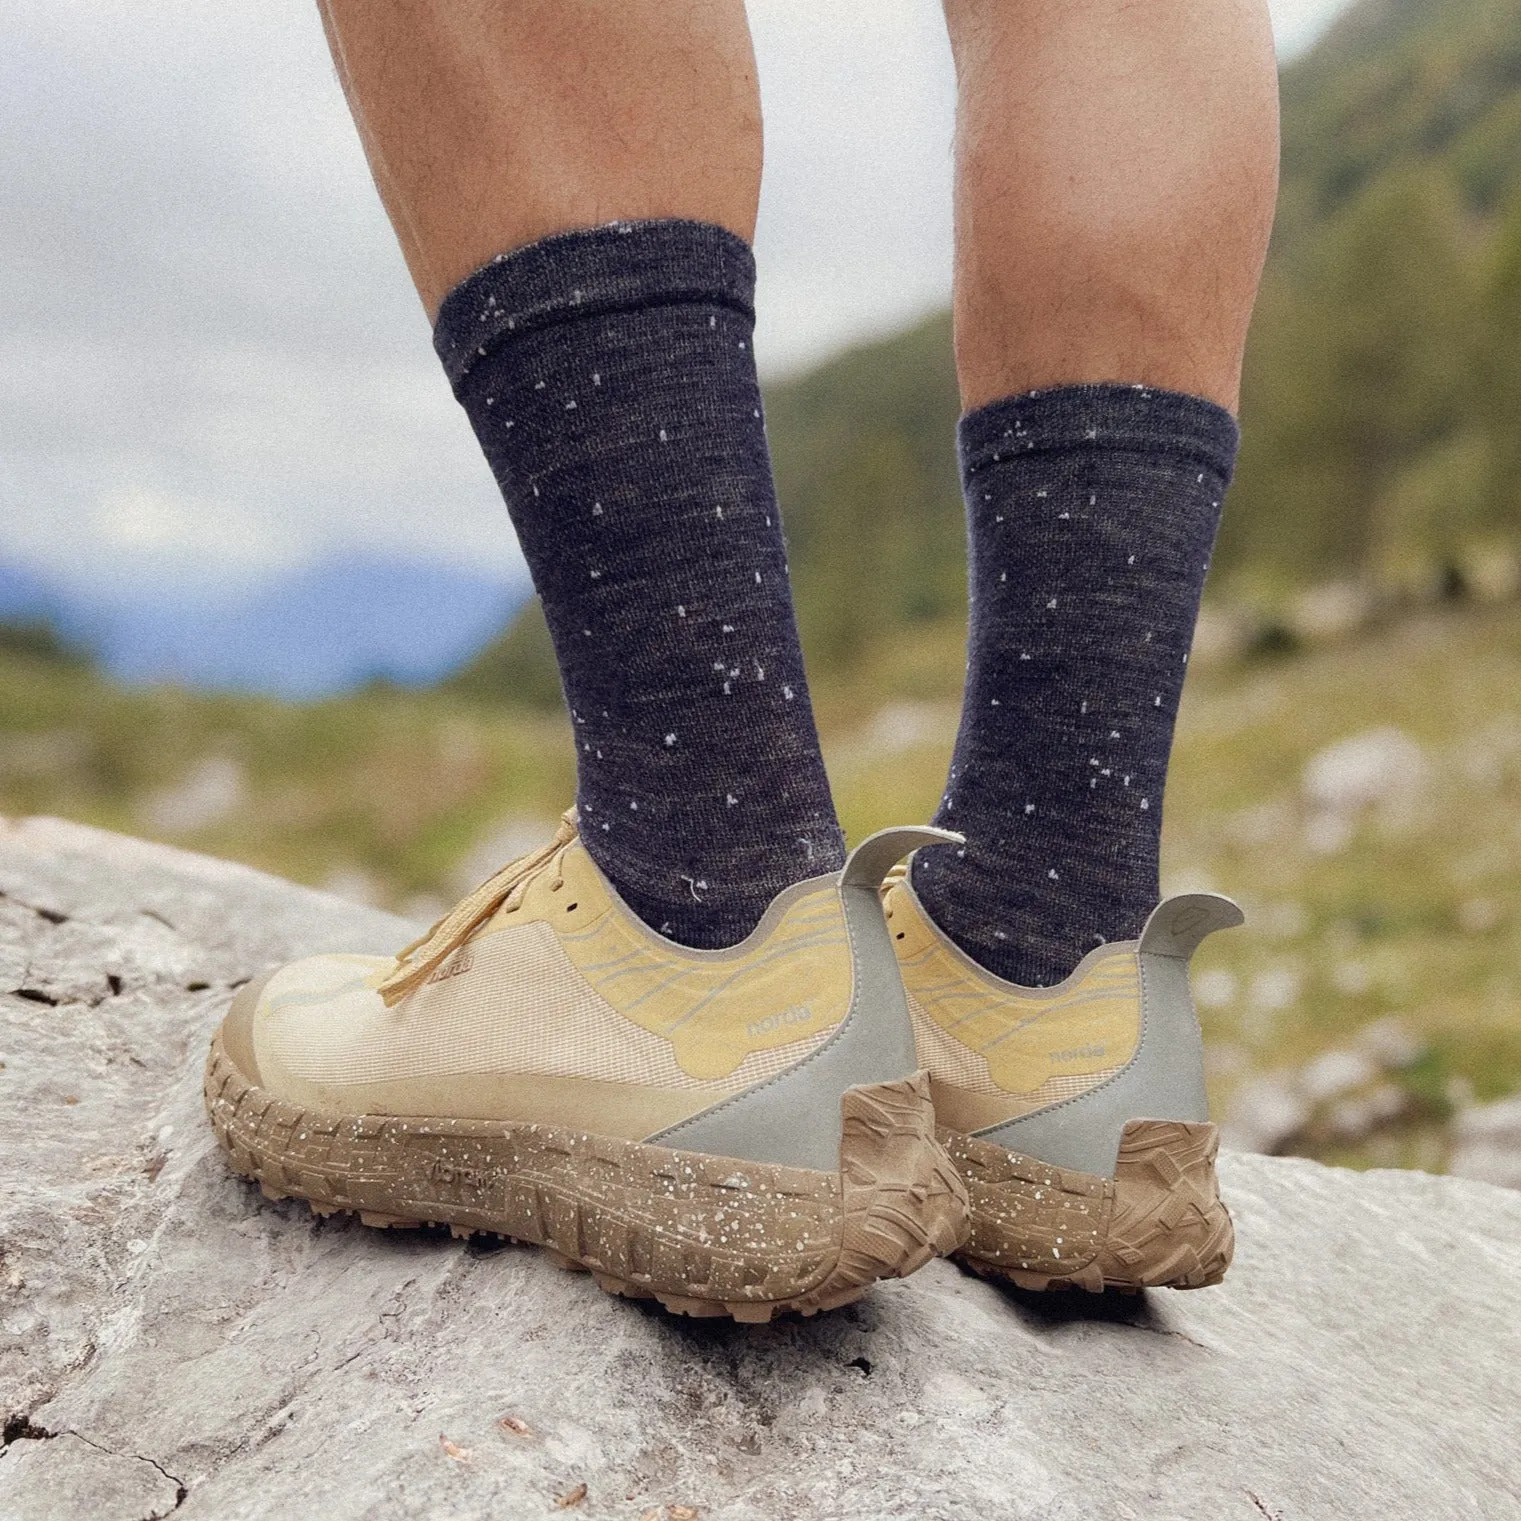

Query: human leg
319,0,843,949
891,0,1278,1290
203,2,969,1315
914,0,1279,986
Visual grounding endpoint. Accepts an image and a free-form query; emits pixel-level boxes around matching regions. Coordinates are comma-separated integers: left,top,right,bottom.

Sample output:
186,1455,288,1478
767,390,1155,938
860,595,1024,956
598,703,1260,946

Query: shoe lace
376,807,580,1008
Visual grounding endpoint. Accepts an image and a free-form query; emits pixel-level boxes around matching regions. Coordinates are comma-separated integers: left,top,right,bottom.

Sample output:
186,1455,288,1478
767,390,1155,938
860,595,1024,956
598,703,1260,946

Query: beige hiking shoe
205,812,969,1320
883,868,1242,1292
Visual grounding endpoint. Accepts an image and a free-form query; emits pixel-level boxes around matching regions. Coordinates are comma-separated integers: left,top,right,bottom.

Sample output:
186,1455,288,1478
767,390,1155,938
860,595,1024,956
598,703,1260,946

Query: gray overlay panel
978,893,1242,1179
651,826,959,1170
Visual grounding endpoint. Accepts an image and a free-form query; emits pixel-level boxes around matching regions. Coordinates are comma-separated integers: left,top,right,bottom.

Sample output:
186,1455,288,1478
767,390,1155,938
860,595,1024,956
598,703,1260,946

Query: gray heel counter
650,826,960,1171
980,894,1243,1179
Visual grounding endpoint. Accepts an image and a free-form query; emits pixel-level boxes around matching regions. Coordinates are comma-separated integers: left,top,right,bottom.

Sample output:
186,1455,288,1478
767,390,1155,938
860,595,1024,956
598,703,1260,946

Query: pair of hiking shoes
205,812,1240,1319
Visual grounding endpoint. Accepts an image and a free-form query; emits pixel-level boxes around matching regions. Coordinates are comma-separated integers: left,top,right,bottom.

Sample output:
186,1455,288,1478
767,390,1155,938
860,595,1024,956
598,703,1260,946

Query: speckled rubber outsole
942,1118,1233,1292
204,1036,969,1320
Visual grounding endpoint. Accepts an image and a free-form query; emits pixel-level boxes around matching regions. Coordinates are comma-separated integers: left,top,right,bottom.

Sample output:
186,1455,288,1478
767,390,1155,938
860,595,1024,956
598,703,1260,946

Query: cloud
1,0,1352,603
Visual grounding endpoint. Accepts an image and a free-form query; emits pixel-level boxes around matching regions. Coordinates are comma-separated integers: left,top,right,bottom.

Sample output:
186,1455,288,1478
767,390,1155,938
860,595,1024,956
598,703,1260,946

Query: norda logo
745,1003,815,1040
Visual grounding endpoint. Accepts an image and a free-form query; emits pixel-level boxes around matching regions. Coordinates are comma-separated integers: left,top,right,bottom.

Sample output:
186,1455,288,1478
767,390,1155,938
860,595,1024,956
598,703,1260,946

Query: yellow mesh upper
253,838,850,1103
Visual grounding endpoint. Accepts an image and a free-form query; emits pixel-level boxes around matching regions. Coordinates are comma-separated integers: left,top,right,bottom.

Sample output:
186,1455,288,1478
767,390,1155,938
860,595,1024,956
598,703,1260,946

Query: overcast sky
2,0,1351,603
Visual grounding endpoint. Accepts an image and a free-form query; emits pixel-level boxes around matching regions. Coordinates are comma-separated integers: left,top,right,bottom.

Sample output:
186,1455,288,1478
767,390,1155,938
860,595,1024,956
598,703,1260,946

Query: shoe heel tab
1139,893,1244,960
842,827,962,892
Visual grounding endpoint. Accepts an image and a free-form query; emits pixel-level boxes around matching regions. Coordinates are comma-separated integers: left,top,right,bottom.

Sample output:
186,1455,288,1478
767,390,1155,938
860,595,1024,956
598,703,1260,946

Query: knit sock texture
434,219,844,948
911,383,1238,986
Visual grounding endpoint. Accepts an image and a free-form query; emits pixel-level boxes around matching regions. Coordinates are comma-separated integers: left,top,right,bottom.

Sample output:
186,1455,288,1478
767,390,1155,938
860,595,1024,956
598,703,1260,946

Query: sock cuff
433,219,756,389
958,383,1240,485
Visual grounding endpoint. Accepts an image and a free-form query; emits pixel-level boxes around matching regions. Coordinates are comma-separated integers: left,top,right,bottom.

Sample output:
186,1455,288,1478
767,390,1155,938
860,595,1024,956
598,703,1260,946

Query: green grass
4,597,1519,1168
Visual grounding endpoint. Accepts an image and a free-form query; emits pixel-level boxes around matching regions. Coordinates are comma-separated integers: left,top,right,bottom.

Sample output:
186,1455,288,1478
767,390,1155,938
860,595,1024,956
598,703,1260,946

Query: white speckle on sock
583,628,592,637
1024,802,1035,814
629,799,638,810
723,681,731,694
994,930,1008,940
485,397,494,407
1089,758,1101,767
1058,512,1070,519
677,604,686,618
1123,775,1131,785
1019,651,1031,661
1154,694,1162,706
535,380,545,390
990,698,1000,706
664,732,677,746
1080,700,1088,714
956,847,966,857
1048,868,1059,879
754,661,765,680
589,568,601,579
1089,494,1096,506
753,409,760,419
593,371,601,386
1036,489,1047,498
1000,572,1007,583
658,428,668,442
754,570,762,584
1109,729,1121,739
709,314,717,328
504,419,515,430
592,501,603,516
531,483,539,497
1046,597,1057,609
1140,797,1150,809
565,399,577,410
1128,554,1136,565
1086,428,1098,440
721,624,735,634
726,793,739,806
738,340,747,350
1197,472,1205,483
783,684,795,700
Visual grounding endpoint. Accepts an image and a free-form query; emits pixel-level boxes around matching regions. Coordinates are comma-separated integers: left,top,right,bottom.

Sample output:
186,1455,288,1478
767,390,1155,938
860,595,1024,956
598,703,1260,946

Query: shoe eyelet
895,932,905,940
565,902,578,913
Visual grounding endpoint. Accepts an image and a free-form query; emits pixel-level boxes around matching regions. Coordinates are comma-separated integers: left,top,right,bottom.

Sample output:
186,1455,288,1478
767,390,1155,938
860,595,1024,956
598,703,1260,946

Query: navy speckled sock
911,384,1237,986
434,219,844,948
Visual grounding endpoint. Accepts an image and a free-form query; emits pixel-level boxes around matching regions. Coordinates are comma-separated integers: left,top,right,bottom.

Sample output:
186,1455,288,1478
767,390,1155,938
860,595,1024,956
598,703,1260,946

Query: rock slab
1,818,1519,1520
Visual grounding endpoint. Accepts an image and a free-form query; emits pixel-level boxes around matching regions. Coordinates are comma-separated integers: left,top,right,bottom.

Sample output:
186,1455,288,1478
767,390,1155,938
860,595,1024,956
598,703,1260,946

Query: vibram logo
427,946,475,985
1051,1043,1106,1064
745,1003,815,1040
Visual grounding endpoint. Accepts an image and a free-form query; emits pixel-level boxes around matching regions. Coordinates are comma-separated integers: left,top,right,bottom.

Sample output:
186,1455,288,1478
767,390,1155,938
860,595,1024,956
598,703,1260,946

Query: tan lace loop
376,808,580,1008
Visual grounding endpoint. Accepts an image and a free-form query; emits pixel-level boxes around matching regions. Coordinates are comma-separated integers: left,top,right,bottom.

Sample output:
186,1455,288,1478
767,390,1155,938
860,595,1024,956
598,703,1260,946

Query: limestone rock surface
2,818,1519,1521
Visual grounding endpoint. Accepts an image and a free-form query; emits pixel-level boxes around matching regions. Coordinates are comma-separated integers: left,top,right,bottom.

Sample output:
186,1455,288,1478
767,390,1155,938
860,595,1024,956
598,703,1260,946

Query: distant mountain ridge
0,554,528,699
